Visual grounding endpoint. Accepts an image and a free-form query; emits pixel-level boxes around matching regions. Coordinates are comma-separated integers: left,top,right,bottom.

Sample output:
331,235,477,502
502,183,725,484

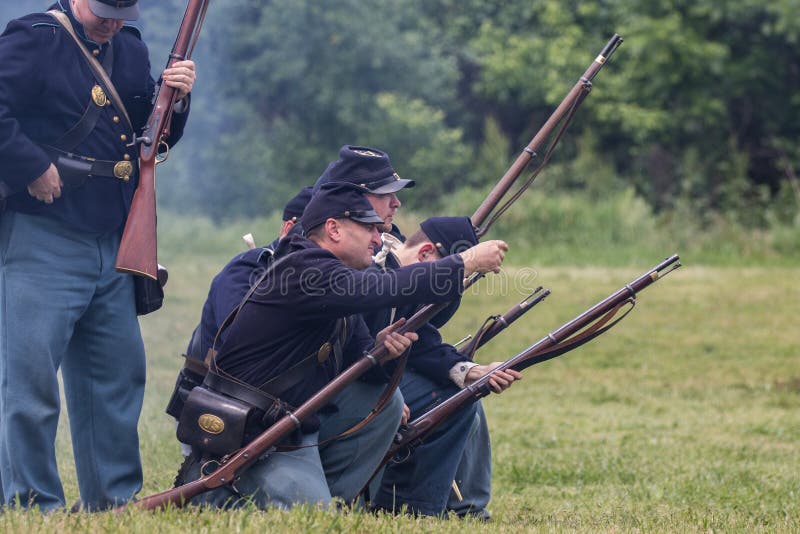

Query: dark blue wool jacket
0,2,188,233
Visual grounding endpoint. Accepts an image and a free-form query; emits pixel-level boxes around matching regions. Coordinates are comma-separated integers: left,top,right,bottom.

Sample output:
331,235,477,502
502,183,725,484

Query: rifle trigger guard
391,446,412,464
200,458,221,476
156,140,170,164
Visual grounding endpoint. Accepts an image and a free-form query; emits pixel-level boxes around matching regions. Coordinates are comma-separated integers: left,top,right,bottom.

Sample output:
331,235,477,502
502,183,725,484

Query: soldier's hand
27,164,63,204
162,60,197,101
465,361,521,393
376,318,419,361
459,240,508,277
401,403,410,425
381,331,418,360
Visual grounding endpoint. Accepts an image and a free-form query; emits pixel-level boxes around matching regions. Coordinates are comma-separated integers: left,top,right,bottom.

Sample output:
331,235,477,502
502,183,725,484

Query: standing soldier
0,0,195,511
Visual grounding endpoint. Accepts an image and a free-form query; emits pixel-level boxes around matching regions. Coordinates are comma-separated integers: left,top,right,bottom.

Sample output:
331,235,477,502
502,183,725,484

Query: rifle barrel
458,286,550,357
393,255,679,452
471,33,623,234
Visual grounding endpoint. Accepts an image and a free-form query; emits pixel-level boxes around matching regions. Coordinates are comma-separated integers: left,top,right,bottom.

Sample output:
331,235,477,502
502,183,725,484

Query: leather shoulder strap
47,10,133,133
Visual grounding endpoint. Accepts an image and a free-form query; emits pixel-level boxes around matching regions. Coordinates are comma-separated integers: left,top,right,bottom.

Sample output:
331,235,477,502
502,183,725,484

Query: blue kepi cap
314,145,415,194
420,216,479,256
88,0,139,21
301,184,385,232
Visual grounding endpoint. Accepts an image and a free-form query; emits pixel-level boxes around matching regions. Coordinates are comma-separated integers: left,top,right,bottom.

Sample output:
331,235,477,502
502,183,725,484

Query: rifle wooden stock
116,0,210,279
471,33,623,236
132,353,379,510
389,254,680,455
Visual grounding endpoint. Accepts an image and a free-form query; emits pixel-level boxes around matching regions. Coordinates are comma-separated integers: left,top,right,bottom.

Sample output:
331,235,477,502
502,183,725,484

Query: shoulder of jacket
119,25,142,40
11,12,57,30
30,21,60,30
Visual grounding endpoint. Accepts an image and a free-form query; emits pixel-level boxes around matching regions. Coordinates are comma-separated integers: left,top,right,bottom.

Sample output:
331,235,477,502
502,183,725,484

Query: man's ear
417,242,438,263
279,220,295,239
325,218,342,243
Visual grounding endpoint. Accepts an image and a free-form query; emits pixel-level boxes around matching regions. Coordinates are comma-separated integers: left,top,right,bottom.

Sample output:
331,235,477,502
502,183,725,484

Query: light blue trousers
0,212,146,511
447,401,492,518
373,370,480,516
185,379,403,509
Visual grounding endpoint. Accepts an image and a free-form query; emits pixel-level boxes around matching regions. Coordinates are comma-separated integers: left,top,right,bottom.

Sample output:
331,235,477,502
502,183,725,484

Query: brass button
123,154,131,161
120,134,127,142
91,85,108,107
113,116,120,123
92,49,100,57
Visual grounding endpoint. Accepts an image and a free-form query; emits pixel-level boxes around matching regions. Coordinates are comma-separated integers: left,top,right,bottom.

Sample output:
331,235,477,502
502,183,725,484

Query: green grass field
1,217,798,532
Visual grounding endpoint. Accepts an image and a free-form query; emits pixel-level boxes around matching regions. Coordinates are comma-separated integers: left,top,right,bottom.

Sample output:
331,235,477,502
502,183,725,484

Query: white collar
373,232,402,269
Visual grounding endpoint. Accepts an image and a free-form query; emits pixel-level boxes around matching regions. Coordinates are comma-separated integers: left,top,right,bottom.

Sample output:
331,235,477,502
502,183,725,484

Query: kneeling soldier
366,216,521,518
175,183,508,509
168,184,405,503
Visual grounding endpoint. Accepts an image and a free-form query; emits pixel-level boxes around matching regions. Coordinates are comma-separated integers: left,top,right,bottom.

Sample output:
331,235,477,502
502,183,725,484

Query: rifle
385,255,680,461
458,286,550,360
115,0,210,280
128,274,486,510
131,34,622,509
471,34,623,236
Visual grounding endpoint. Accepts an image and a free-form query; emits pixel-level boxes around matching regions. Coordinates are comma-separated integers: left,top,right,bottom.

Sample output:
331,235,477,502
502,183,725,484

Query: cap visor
351,214,386,225
368,178,415,195
88,0,139,20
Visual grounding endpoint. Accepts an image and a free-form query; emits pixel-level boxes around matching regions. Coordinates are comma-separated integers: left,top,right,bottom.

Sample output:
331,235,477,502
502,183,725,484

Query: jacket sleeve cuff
4,155,51,193
173,94,190,114
448,361,479,389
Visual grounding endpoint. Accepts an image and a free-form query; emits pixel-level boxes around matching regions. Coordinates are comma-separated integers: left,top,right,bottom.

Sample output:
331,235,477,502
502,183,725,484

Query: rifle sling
381,298,635,477
522,299,634,367
479,84,590,235
310,348,408,448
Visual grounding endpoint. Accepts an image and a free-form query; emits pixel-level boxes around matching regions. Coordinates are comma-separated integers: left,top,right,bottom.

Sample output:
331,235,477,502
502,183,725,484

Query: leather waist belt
183,356,209,378
204,371,278,413
40,145,136,186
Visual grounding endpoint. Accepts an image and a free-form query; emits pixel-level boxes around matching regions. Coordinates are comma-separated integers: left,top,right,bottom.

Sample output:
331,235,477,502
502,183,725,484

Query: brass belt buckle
113,160,133,182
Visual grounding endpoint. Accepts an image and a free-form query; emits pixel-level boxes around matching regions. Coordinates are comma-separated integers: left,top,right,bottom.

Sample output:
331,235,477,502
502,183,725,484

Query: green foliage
147,0,797,229
2,1,798,231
